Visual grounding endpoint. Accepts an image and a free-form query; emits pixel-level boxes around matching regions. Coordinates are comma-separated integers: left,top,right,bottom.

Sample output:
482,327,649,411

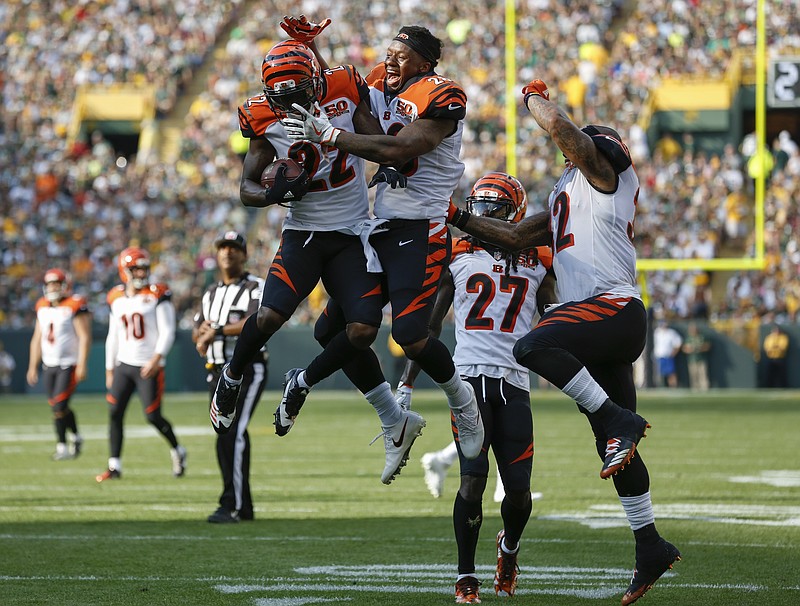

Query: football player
97,246,186,482
27,269,91,460
210,39,425,484
279,19,485,465
447,79,681,605
397,173,556,603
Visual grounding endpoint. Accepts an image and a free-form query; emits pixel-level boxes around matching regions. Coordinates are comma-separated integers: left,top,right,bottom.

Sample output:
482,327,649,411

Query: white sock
223,367,243,386
436,371,471,410
56,442,68,454
619,492,655,530
439,441,459,466
297,370,311,389
563,367,608,413
109,457,121,471
365,382,403,428
501,536,519,554
457,573,479,582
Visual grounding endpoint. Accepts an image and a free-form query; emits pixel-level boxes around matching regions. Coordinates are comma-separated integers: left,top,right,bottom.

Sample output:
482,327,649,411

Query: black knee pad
458,474,487,502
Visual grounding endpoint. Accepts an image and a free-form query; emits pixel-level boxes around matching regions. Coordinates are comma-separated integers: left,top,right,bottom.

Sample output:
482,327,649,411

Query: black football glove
265,165,310,205
368,165,408,189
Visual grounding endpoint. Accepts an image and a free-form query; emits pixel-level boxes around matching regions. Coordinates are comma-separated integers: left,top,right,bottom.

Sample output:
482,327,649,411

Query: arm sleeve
154,301,177,358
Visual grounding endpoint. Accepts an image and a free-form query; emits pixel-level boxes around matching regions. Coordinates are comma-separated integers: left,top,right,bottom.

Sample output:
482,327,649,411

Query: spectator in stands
652,320,683,388
761,324,790,388
0,340,16,394
682,322,711,391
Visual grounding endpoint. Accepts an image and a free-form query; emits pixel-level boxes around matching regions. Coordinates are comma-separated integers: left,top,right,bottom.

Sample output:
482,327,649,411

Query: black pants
207,360,266,517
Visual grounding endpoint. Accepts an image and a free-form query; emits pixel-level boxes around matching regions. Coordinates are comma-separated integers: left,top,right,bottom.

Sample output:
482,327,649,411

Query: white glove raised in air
282,102,342,146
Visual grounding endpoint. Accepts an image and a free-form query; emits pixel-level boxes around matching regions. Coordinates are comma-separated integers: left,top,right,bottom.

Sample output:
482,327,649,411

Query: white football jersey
547,164,640,303
366,65,466,220
105,284,176,369
238,65,370,231
34,295,89,367
449,242,552,391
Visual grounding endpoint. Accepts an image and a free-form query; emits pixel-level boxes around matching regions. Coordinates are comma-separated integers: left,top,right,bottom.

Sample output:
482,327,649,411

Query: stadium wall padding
2,323,798,394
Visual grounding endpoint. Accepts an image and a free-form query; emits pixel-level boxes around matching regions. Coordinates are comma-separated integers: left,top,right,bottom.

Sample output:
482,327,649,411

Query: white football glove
282,102,341,146
395,383,413,411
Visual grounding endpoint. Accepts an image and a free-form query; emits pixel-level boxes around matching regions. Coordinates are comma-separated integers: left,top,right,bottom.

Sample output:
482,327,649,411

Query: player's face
44,280,63,302
384,41,429,92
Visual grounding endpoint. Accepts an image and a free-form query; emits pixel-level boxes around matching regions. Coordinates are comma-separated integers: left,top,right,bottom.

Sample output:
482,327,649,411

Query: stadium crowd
1,0,799,335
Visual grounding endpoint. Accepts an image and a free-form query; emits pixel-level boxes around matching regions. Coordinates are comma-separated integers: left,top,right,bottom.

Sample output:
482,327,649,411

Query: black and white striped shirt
194,272,265,366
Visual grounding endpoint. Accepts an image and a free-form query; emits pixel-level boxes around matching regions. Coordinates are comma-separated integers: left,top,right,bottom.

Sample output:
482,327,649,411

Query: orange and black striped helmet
466,172,527,223
261,40,321,116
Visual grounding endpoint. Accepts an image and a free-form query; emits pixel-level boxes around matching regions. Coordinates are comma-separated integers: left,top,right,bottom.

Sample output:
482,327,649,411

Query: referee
193,231,267,523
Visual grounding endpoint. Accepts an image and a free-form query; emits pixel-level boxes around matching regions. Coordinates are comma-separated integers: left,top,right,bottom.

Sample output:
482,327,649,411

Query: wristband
215,324,225,337
524,92,543,106
450,207,471,230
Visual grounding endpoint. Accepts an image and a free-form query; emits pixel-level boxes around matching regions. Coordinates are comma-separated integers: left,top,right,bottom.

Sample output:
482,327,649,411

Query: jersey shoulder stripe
65,295,89,314
239,95,279,139
35,297,50,312
404,75,466,120
322,65,369,105
536,246,553,270
107,285,126,305
366,64,387,90
147,283,172,301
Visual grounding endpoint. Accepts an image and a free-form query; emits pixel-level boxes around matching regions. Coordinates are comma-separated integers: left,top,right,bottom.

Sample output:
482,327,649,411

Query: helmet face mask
262,41,321,117
465,172,527,223
118,247,150,289
43,268,70,302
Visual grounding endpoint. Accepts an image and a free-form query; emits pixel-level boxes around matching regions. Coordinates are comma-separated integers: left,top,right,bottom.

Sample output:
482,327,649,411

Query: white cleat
381,410,426,484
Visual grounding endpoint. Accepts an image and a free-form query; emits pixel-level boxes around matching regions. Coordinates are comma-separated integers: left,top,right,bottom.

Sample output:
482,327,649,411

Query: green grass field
1,389,798,606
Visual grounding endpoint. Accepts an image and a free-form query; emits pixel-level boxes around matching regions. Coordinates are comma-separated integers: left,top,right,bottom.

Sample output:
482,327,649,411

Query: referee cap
215,230,247,254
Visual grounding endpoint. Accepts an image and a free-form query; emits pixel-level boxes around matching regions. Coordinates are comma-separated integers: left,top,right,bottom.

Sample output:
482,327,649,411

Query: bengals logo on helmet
118,246,151,289
261,40,322,117
466,172,527,223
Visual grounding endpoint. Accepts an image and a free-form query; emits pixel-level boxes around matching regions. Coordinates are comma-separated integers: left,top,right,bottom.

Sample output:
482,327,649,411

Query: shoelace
454,407,478,431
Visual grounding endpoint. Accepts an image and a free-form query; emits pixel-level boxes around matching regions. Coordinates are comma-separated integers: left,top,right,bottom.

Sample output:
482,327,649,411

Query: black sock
453,493,483,575
633,523,661,547
54,416,68,443
305,330,363,386
64,409,78,434
342,349,388,394
229,314,272,377
500,495,532,549
410,337,455,384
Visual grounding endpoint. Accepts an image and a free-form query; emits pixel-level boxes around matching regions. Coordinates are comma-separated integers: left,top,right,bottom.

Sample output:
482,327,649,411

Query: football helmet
466,172,527,223
118,247,150,289
261,40,322,117
43,268,71,303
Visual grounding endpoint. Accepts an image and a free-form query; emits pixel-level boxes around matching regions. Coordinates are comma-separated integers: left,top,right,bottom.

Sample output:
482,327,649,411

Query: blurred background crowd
1,0,799,345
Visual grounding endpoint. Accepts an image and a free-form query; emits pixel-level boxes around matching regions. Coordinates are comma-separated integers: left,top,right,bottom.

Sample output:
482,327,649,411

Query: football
261,158,306,188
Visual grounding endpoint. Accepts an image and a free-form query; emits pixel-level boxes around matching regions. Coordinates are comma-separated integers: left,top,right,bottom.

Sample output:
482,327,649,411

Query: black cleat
210,364,240,435
207,507,240,524
274,368,309,436
621,539,681,605
601,409,650,479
